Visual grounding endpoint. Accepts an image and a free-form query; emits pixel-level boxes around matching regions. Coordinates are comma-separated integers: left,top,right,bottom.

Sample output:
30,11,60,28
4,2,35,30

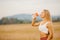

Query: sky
0,0,60,18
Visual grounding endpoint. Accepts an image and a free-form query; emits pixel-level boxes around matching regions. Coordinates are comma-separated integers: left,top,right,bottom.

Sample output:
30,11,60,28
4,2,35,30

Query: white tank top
38,22,49,34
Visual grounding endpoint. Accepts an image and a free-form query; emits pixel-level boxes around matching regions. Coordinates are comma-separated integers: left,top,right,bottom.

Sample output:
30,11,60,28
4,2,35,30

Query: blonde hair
43,9,51,21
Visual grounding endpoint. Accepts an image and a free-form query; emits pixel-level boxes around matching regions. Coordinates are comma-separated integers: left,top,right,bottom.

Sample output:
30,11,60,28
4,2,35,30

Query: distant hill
7,14,42,21
7,13,60,21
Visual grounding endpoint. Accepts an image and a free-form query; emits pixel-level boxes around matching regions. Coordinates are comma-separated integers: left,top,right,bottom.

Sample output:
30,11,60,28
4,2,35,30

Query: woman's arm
32,18,40,26
32,11,40,27
47,22,53,40
32,18,40,27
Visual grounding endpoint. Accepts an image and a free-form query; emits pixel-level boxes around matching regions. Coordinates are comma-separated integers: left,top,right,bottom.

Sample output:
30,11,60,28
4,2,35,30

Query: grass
0,22,60,40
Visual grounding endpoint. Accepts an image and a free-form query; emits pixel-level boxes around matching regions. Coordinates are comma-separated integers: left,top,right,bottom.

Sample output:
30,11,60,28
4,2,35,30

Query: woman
32,9,53,40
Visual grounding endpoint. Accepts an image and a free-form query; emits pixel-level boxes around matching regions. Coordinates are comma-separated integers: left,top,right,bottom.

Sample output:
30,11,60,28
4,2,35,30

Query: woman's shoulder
47,21,53,25
47,21,53,27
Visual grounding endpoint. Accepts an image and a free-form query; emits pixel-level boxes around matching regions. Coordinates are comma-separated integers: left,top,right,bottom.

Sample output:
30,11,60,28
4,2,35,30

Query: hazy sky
0,0,60,18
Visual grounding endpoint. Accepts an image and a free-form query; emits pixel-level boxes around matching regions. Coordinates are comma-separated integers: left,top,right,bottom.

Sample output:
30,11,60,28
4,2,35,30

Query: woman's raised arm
32,12,40,27
32,18,40,27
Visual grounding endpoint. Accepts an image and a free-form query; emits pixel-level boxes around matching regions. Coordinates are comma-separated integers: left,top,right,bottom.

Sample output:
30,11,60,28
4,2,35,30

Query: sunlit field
0,22,60,40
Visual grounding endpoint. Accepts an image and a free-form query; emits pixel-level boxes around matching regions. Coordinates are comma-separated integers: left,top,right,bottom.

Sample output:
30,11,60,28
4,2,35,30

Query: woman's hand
47,39,49,40
32,14,36,20
32,12,39,19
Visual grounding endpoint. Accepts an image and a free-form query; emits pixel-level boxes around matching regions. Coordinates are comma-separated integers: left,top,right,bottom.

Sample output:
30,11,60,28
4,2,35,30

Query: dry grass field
0,22,60,40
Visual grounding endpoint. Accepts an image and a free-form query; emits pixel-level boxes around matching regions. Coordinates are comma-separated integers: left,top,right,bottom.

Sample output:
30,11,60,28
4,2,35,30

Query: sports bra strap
45,21,50,25
40,21,50,26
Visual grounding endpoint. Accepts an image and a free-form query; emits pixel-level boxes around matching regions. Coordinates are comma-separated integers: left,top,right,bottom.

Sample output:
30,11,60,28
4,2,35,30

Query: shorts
40,37,48,40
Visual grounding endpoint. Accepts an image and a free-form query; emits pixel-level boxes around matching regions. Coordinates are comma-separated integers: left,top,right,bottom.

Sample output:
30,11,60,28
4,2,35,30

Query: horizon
0,13,60,18
0,0,60,19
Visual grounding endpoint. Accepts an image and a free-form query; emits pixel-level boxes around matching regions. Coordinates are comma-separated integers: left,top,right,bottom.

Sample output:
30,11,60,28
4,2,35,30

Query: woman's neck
43,18,50,22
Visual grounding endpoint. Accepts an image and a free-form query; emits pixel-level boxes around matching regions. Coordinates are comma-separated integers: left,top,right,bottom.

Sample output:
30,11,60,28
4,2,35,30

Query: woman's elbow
32,21,36,26
32,23,35,26
49,32,53,37
50,32,53,35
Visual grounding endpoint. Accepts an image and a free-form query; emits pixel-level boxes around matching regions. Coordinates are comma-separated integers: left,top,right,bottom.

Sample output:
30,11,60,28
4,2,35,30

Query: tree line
0,17,60,25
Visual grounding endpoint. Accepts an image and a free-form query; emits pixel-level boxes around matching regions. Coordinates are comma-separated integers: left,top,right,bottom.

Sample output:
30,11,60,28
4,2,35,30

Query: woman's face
40,11,46,18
